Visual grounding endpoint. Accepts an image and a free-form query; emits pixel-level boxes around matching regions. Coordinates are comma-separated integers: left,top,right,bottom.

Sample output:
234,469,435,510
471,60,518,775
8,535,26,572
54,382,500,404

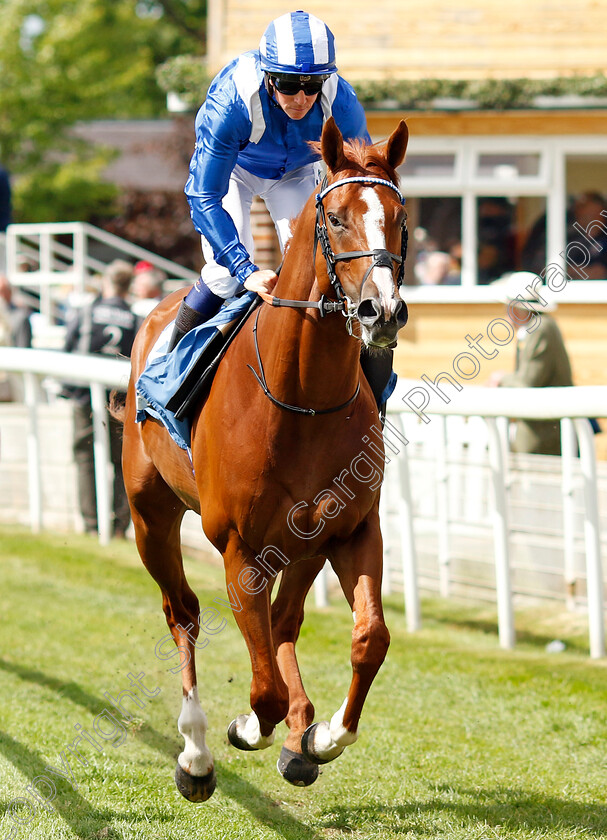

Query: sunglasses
270,76,325,96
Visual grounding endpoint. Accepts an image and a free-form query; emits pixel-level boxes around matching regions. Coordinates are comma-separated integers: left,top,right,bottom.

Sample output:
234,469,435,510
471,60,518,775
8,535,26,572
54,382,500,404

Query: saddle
166,293,261,419
135,291,260,450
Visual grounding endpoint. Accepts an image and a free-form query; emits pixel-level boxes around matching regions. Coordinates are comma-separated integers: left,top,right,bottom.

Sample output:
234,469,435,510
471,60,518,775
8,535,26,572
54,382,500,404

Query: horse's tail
108,389,126,424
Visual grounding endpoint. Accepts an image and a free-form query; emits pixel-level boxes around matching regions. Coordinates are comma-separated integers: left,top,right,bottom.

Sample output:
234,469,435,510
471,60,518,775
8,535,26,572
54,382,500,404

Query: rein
248,174,407,416
247,308,360,416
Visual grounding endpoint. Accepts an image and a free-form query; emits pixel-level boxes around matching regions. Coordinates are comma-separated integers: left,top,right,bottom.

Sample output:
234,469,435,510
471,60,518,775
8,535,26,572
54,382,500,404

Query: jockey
168,9,371,350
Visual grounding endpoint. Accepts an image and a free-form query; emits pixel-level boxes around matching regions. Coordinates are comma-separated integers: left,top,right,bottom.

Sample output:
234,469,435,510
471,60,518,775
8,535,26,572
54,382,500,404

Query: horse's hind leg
124,445,216,802
271,556,326,787
301,508,390,766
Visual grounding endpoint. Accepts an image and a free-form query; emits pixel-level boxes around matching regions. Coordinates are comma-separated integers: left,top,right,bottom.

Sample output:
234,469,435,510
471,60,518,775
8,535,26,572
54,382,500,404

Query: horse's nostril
394,298,408,327
358,298,381,324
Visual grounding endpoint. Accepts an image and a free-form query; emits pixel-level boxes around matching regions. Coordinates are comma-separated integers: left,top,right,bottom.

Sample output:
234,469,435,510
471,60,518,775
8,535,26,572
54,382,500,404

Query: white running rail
389,379,607,658
0,348,606,657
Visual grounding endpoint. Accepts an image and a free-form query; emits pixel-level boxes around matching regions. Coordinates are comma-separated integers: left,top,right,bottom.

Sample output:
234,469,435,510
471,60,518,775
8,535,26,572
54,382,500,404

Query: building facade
204,1,607,439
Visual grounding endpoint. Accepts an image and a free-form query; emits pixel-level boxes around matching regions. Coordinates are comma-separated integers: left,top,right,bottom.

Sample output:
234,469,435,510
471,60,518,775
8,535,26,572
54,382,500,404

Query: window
565,155,607,281
476,153,541,179
392,138,607,296
405,197,462,286
401,153,457,179
477,195,547,283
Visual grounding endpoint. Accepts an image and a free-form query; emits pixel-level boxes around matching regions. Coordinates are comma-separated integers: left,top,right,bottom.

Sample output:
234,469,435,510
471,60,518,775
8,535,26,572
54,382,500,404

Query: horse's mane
283,137,401,249
308,137,401,185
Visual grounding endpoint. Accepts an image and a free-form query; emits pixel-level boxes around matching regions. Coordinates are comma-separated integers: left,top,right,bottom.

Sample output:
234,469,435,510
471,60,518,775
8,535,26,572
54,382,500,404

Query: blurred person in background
0,274,32,348
0,164,11,274
488,271,573,455
61,260,137,537
0,165,10,233
522,191,607,278
0,274,32,401
131,261,166,319
476,197,516,285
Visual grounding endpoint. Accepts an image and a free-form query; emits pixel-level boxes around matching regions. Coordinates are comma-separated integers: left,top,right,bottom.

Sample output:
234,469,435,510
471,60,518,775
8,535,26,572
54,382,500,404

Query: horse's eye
328,213,342,228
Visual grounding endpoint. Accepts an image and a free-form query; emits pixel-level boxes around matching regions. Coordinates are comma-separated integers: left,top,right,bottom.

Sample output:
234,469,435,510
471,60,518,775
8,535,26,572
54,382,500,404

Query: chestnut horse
120,117,409,799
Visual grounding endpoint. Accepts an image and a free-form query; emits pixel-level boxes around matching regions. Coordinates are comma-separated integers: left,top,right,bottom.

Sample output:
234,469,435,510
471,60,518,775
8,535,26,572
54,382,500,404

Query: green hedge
156,55,607,111
353,74,607,108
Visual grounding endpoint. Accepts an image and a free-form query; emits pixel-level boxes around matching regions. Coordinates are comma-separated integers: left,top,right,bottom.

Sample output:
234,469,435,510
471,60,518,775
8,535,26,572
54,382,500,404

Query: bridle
314,175,408,321
248,174,408,416
261,175,408,322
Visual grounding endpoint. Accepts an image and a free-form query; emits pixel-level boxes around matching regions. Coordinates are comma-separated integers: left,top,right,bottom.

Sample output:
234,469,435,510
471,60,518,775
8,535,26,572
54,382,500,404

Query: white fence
386,381,607,658
0,348,606,657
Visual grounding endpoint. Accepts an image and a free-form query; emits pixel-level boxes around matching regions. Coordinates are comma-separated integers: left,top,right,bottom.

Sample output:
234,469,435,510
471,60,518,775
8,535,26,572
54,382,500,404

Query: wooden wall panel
368,110,607,138
208,1,607,81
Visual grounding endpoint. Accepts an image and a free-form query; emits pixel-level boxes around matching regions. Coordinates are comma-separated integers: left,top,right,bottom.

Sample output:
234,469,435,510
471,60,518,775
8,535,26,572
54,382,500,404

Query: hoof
277,746,320,787
174,763,216,802
227,714,261,751
301,722,344,765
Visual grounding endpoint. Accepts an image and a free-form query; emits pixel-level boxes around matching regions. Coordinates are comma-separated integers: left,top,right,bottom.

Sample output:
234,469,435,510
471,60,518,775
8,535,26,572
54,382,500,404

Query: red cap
134,260,154,274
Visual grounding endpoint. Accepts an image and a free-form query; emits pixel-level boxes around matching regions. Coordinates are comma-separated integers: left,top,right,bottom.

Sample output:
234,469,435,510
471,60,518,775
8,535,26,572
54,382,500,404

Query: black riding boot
167,272,228,354
167,300,206,352
360,348,395,425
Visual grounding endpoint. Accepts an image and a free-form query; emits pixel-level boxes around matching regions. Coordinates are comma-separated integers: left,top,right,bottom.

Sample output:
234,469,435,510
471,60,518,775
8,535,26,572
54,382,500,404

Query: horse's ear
385,120,409,170
321,117,346,173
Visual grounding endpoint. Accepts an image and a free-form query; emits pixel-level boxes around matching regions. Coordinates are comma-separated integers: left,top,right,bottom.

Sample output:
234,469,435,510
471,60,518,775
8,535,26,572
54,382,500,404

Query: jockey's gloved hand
244,269,279,297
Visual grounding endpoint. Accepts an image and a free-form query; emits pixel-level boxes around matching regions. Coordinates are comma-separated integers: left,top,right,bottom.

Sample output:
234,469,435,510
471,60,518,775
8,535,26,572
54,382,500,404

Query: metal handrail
5,222,198,326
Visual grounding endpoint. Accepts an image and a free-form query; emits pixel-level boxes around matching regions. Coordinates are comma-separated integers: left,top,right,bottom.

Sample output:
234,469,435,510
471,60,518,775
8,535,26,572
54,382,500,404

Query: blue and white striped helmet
259,10,337,76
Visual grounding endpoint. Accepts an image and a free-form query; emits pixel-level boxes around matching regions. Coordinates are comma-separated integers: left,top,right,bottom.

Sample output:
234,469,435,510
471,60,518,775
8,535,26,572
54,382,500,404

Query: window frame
384,134,607,302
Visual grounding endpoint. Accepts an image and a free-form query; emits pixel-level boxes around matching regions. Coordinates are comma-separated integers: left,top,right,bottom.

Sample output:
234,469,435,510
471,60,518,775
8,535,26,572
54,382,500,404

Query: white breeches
200,162,316,298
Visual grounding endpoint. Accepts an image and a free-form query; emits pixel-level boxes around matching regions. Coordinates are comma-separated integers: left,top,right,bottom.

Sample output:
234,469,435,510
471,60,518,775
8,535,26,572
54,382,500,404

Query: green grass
1,524,606,839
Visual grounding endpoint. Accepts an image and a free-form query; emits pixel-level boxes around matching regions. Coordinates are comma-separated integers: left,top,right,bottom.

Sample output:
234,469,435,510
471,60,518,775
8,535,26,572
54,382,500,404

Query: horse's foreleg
223,534,290,751
271,555,326,786
301,509,390,765
124,436,215,801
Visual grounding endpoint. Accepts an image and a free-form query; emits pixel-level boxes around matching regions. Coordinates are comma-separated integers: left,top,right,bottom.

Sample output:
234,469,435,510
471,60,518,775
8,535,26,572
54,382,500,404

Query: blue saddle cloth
136,291,258,451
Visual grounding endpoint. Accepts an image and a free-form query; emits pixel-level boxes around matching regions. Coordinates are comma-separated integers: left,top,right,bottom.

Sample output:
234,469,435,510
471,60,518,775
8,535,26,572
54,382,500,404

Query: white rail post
72,224,87,292
39,229,53,326
573,418,605,659
436,415,450,597
485,417,515,650
395,415,421,632
90,382,112,546
23,371,43,533
560,418,578,610
379,458,398,597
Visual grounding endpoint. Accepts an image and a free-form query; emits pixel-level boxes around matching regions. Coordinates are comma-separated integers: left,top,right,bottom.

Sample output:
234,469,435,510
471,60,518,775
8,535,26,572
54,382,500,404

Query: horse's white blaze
177,686,214,776
361,187,393,307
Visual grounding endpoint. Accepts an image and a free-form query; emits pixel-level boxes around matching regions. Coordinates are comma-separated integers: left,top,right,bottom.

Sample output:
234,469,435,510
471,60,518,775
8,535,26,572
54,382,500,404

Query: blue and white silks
184,51,370,287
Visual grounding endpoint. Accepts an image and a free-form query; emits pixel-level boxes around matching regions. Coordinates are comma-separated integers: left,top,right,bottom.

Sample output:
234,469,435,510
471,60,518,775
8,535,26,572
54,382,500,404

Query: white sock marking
240,711,275,749
311,696,358,761
177,686,214,777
